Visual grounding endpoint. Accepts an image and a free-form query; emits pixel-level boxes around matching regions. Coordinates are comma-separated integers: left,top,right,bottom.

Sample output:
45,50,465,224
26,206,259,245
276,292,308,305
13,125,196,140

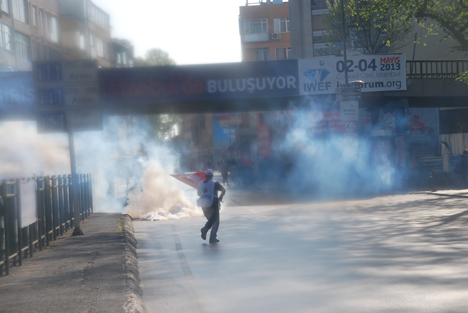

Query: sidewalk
0,213,146,313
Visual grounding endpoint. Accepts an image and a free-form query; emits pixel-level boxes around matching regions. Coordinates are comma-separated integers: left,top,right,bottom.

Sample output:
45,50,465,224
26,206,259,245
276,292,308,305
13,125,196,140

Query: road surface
134,189,468,313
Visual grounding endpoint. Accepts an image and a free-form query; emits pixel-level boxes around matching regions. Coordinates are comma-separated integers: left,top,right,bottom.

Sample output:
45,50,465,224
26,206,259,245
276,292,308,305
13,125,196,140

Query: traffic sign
36,87,65,107
66,109,102,131
37,111,66,133
336,86,362,101
340,100,359,121
34,60,101,133
33,60,98,84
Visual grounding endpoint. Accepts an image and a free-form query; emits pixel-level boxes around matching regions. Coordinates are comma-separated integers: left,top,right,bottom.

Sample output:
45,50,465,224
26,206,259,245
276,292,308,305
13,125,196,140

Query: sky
95,0,250,65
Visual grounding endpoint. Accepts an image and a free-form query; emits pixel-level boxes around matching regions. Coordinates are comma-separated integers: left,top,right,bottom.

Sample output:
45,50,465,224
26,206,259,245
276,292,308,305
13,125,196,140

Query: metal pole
68,131,83,236
341,0,349,86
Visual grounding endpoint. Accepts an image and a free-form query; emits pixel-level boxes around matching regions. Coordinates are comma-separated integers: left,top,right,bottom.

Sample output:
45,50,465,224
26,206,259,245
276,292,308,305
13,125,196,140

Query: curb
122,214,148,313
427,192,468,198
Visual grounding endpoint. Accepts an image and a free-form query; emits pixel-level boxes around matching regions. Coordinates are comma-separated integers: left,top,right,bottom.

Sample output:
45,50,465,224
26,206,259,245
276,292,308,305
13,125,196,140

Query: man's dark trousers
202,203,220,241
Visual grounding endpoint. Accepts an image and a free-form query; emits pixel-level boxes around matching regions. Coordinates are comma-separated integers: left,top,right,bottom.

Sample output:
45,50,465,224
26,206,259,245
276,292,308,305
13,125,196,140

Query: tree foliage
323,0,414,54
145,114,181,141
133,48,179,139
134,48,176,67
412,0,468,53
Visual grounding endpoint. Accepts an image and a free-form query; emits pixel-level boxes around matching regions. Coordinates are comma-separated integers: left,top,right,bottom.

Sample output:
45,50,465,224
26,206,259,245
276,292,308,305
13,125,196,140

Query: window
12,0,27,23
42,14,58,42
87,1,109,29
15,32,30,59
0,23,12,51
49,15,58,42
274,18,290,33
96,37,104,57
31,6,37,27
276,47,291,60
243,18,268,34
78,33,85,50
1,0,9,14
254,48,269,61
38,10,43,32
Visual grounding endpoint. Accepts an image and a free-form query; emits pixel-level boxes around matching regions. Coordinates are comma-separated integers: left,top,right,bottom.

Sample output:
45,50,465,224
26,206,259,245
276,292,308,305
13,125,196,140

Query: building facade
0,0,132,71
0,0,63,71
240,0,290,61
58,0,112,68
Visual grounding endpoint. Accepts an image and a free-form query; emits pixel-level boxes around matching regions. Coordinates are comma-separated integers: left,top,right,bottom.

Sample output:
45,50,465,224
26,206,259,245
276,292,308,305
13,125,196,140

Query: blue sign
34,63,63,82
0,72,34,117
213,120,236,160
99,60,299,107
36,87,65,107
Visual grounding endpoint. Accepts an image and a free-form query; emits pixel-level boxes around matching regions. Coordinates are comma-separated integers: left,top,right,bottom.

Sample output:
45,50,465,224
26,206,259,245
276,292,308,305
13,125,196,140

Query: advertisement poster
20,180,37,228
404,108,440,156
308,111,358,136
258,125,271,158
213,120,236,161
298,54,407,95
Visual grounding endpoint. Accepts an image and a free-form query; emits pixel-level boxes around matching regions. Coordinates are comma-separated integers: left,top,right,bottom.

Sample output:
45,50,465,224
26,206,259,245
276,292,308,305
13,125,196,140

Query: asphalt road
134,189,468,313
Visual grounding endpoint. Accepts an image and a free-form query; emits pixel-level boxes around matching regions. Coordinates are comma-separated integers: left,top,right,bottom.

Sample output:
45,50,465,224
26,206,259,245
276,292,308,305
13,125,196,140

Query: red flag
170,171,206,189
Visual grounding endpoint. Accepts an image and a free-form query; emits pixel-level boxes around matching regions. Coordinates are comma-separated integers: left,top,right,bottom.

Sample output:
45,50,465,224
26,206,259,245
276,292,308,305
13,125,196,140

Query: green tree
408,0,468,83
145,114,181,141
134,48,179,140
323,0,414,54
134,48,176,67
412,0,468,54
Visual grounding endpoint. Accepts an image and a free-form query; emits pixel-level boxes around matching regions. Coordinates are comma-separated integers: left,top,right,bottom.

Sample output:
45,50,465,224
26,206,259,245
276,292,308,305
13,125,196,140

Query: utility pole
69,131,83,236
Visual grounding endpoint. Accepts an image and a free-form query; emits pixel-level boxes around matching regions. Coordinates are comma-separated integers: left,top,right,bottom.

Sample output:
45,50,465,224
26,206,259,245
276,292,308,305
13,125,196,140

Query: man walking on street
197,169,226,244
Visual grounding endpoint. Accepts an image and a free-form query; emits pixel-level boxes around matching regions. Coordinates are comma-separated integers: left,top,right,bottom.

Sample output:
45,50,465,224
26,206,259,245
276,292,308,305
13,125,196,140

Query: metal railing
0,174,93,276
407,60,468,79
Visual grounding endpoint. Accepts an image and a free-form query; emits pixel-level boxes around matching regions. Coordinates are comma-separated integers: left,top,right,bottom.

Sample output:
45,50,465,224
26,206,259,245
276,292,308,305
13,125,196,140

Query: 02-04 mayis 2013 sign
298,54,407,95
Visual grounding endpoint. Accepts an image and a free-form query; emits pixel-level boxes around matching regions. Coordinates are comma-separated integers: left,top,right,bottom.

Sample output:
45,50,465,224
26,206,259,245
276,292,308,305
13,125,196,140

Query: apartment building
240,0,290,61
58,0,112,68
0,0,130,71
0,0,63,71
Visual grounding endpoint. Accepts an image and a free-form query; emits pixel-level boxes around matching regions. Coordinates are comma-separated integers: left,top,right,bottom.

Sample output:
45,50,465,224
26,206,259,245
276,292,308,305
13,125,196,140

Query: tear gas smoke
274,106,396,199
73,116,201,218
126,160,201,220
0,121,70,178
1,118,202,220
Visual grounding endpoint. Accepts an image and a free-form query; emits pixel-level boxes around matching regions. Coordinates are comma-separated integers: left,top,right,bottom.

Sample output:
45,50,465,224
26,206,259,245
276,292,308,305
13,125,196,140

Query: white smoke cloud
0,121,70,178
1,118,202,220
273,105,397,199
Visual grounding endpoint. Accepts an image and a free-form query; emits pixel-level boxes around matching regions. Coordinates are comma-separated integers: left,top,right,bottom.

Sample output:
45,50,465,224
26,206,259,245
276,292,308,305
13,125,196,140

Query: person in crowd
220,159,229,186
197,169,226,244
205,160,213,171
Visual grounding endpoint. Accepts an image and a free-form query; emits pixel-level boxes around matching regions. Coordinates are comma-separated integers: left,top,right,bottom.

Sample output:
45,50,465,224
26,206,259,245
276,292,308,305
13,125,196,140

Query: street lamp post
341,0,349,86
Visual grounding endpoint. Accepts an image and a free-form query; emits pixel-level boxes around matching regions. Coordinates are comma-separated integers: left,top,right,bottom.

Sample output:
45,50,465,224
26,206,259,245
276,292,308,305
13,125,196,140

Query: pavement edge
122,214,148,313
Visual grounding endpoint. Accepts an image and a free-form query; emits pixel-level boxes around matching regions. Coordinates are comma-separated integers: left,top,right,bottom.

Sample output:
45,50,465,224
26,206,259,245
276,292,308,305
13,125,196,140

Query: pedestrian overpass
0,58,467,121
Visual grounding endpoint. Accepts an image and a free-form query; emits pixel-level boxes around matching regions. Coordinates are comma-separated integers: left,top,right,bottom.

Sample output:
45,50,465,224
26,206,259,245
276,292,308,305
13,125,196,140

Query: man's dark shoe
209,239,219,244
201,228,207,240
